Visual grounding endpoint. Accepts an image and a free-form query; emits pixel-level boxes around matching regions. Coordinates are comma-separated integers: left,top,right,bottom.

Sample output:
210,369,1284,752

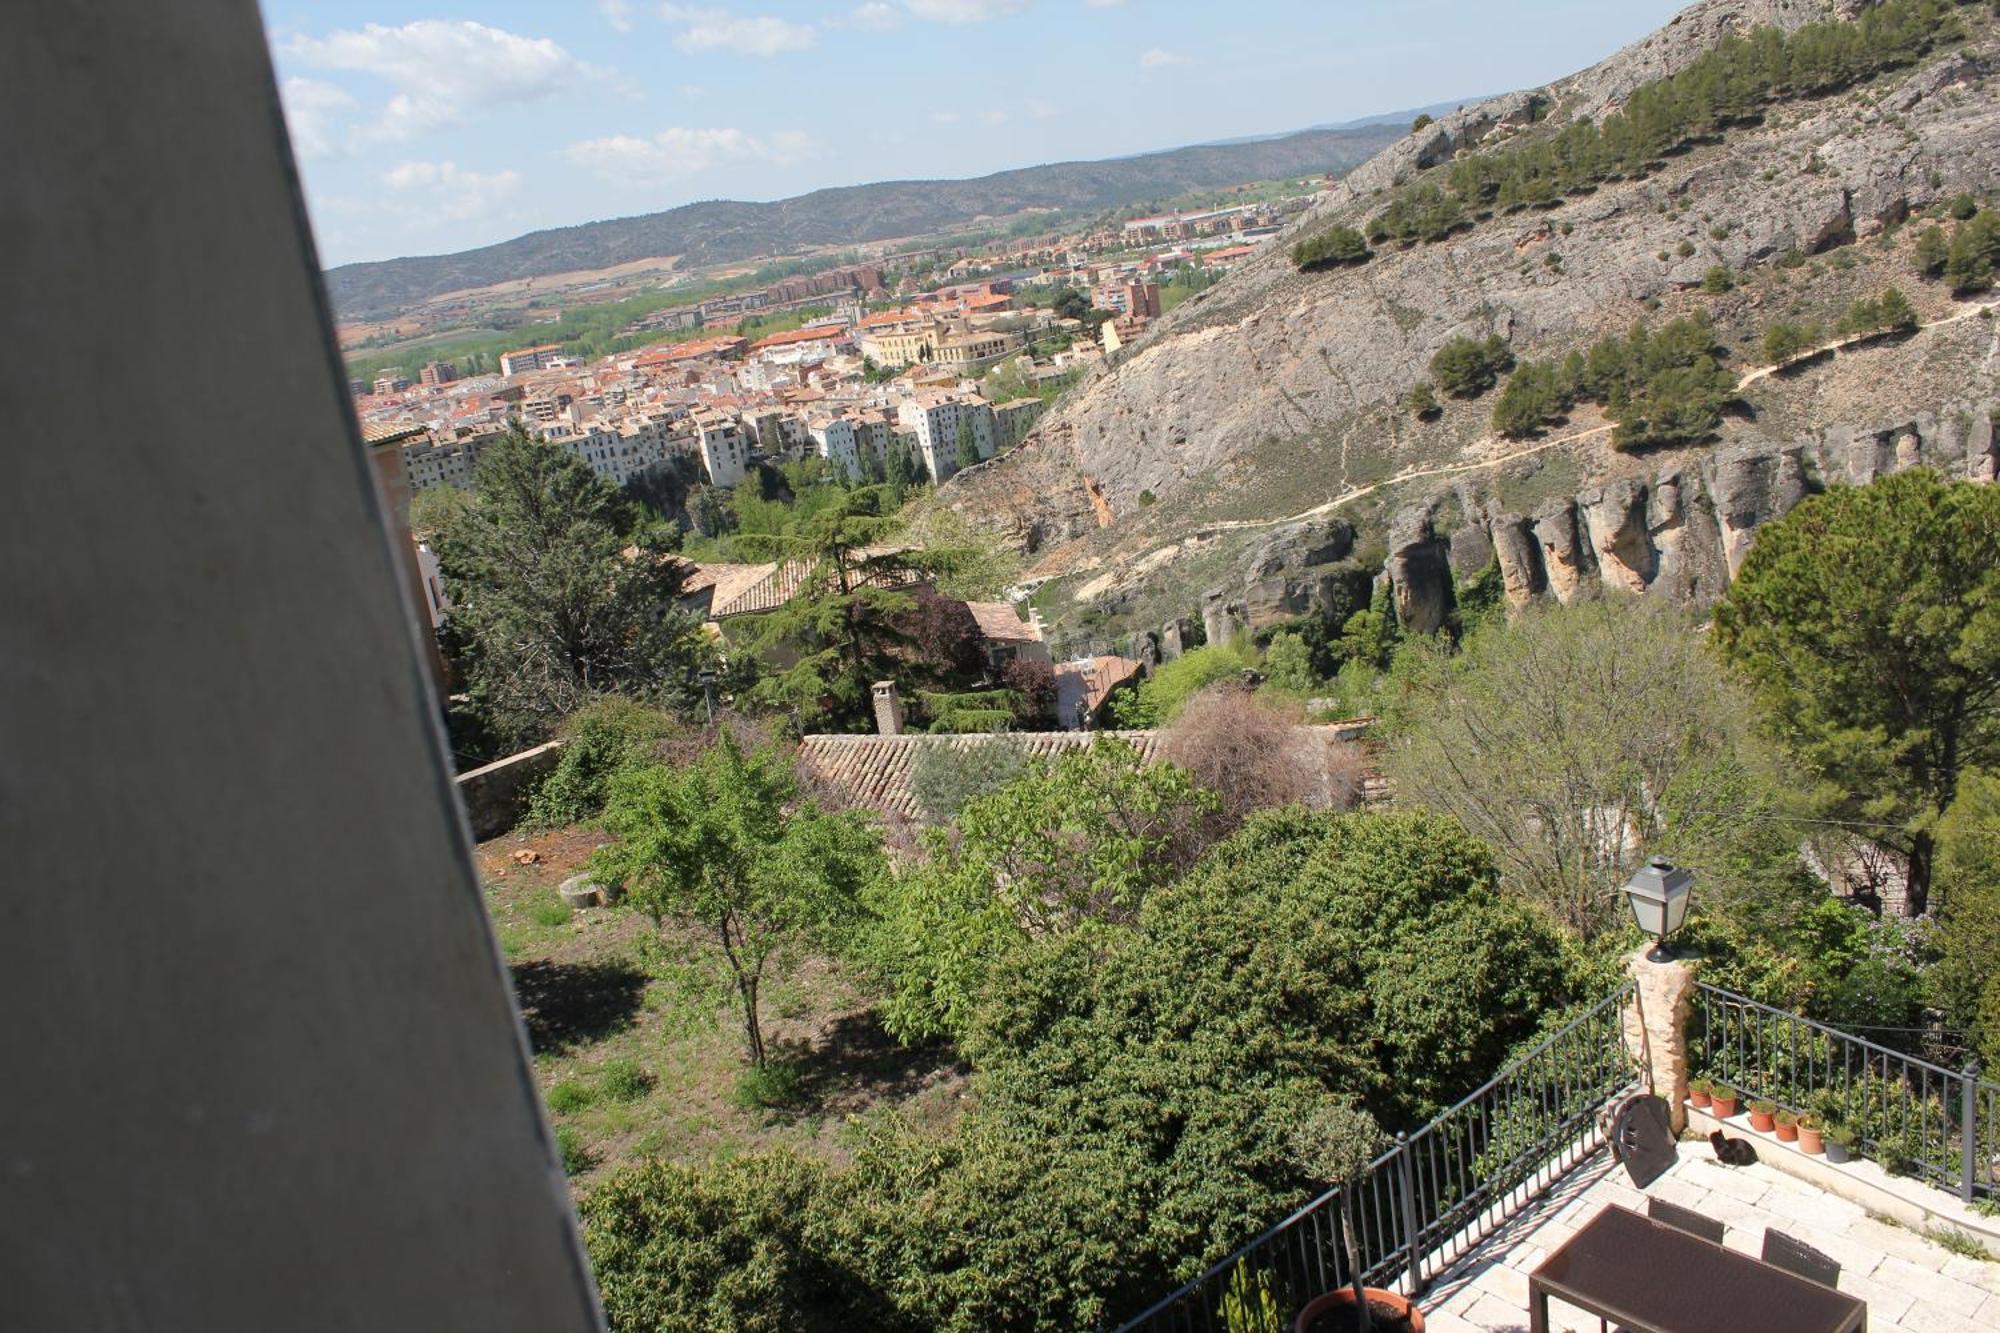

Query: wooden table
1527,1204,1866,1333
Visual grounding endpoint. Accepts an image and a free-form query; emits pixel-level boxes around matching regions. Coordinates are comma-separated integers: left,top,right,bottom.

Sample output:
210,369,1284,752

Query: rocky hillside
324,118,1429,318
946,0,2000,644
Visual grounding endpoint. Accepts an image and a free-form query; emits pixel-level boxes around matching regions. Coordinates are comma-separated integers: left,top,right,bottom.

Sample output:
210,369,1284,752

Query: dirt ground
475,825,966,1188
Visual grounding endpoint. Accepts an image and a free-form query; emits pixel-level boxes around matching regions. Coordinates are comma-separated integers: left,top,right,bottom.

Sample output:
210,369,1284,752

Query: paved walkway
1419,1142,2000,1333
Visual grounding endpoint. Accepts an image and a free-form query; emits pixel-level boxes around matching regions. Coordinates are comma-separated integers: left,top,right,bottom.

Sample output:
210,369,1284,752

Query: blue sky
266,0,1690,268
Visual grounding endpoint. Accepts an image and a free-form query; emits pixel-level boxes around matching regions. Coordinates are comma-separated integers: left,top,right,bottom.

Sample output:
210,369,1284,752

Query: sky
265,0,1692,269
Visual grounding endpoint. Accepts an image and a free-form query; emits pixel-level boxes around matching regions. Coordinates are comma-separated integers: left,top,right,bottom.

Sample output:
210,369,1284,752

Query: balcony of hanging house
3,4,602,1329
1116,938,2000,1333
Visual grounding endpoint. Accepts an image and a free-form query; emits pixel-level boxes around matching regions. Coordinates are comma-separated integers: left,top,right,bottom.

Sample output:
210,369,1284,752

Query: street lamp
1624,856,1694,963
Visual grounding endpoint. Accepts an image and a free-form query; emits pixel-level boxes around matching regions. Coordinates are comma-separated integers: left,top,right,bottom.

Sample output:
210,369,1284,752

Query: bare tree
1161,686,1366,836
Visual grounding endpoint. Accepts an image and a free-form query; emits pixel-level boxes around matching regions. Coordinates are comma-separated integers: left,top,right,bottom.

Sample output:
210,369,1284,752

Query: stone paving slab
1422,1141,2000,1332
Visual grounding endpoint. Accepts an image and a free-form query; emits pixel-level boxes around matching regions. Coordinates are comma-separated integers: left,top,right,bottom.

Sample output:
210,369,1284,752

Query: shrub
1110,642,1256,727
1491,361,1573,438
1411,113,1434,134
599,1057,652,1102
531,899,574,928
731,1059,804,1110
546,1080,594,1115
1406,380,1443,420
1676,239,1697,258
1291,225,1371,271
1949,192,1979,221
555,1125,593,1176
1913,223,1949,277
1159,686,1364,837
1702,265,1735,294
1429,334,1515,398
1944,209,2000,293
528,698,680,827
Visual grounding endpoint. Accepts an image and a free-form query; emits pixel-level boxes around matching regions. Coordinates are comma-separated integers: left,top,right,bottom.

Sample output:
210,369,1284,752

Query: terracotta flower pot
1776,1121,1799,1143
1797,1125,1825,1155
1690,1087,1713,1109
1295,1286,1427,1333
1748,1109,1776,1133
1711,1094,1740,1118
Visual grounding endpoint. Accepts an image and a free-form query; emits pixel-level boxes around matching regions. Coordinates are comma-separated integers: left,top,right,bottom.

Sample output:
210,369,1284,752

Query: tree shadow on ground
782,1010,962,1113
510,959,648,1054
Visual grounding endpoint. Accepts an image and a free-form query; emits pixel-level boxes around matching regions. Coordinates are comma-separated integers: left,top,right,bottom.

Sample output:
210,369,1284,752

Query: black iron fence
1116,982,1637,1332
1689,982,1997,1202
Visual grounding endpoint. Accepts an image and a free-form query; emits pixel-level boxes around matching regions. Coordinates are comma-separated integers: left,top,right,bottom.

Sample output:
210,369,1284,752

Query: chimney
872,680,905,736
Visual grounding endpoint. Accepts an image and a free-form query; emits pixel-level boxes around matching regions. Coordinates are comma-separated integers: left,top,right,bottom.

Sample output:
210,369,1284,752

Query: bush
528,698,680,827
1109,642,1256,727
1291,225,1372,271
1949,192,1979,221
1835,287,1918,338
599,1057,652,1102
531,899,574,928
555,1125,593,1176
1702,266,1735,294
546,1080,594,1115
1406,381,1442,420
1411,113,1434,134
1913,223,1949,278
1429,334,1515,399
731,1059,804,1110
1159,686,1364,836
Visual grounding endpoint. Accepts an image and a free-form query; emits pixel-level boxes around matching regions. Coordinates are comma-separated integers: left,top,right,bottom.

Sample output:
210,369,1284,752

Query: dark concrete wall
0,4,603,1329
459,741,568,840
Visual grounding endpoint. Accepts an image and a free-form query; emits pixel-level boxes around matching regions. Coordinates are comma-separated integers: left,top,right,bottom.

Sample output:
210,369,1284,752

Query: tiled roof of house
1053,654,1144,722
797,730,1167,821
966,600,1040,643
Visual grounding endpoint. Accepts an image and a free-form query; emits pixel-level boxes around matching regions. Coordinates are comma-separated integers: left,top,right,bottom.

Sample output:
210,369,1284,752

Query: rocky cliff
944,0,2000,641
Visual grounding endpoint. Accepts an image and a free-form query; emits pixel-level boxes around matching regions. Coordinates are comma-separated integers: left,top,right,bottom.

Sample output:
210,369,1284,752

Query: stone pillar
872,680,905,735
1623,948,1696,1133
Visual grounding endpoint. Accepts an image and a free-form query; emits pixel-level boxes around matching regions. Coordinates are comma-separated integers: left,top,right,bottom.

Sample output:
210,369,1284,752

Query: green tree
1429,334,1515,398
591,735,884,1065
863,737,1216,1043
432,425,705,751
953,419,980,473
1108,642,1257,728
1913,223,1950,278
1761,319,1824,365
1944,210,2000,294
1934,772,2000,1067
731,488,976,731
1382,600,1778,941
1715,470,2000,916
1491,360,1573,438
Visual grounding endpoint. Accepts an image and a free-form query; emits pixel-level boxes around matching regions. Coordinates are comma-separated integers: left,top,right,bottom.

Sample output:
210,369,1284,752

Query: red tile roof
966,601,1040,643
798,731,1166,821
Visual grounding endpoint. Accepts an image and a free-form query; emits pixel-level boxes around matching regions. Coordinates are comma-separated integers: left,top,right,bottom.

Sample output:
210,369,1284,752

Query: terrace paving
1419,1142,2000,1333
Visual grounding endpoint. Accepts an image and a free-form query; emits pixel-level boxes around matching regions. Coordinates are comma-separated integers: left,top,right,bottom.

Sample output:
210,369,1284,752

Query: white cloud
1084,0,1128,6
600,0,636,31
378,160,522,224
907,0,1030,23
981,108,1009,125
659,5,818,55
1139,47,1187,68
1025,96,1060,120
278,76,355,161
285,21,589,142
930,110,961,125
565,127,811,187
839,1,903,31
678,84,709,99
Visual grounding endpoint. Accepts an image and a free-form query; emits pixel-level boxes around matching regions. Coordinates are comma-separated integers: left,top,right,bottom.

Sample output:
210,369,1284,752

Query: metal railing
1116,982,1637,1332
1690,983,1998,1202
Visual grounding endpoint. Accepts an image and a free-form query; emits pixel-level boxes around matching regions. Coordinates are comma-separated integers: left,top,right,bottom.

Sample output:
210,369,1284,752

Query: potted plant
1710,1083,1741,1118
1824,1125,1856,1164
1689,1076,1713,1109
1796,1114,1825,1155
1748,1099,1778,1133
1289,1103,1424,1333
1774,1108,1800,1143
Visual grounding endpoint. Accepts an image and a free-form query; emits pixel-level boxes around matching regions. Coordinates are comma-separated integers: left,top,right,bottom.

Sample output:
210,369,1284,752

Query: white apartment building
895,392,996,484
685,411,749,488
806,415,860,480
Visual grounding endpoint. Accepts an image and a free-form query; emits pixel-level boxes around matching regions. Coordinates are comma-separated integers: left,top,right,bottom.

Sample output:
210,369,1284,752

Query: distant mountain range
322,109,1452,318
